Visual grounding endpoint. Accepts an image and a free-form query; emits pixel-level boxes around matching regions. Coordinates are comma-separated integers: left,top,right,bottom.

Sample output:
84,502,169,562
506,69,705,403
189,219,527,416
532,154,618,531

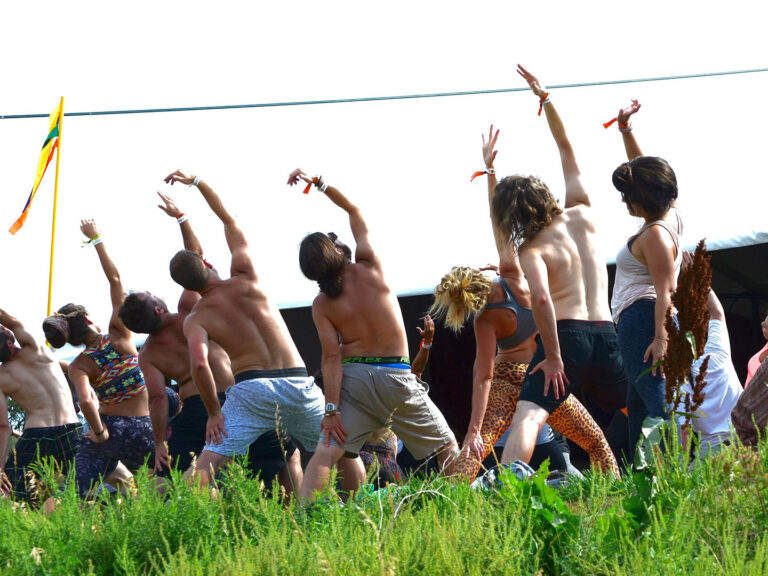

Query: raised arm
0,308,36,349
157,191,203,256
183,317,226,446
411,315,434,379
140,354,171,472
520,249,569,400
80,219,131,340
518,65,589,208
288,169,375,264
164,171,253,277
616,100,644,160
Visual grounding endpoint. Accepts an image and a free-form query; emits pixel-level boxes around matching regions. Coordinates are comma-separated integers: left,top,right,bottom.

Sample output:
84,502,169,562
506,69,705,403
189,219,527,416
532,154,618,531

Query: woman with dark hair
44,219,153,496
430,126,619,480
609,102,683,461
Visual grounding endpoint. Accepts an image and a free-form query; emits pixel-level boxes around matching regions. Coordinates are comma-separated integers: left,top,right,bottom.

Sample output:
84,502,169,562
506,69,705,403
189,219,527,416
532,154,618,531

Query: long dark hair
299,232,346,298
612,156,677,220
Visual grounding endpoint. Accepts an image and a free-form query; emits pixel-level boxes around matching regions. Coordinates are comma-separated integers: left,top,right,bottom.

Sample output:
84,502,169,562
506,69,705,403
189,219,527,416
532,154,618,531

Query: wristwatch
325,402,338,412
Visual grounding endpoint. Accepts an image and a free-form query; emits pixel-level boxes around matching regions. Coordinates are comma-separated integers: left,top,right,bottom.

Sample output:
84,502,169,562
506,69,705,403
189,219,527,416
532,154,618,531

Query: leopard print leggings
453,360,620,480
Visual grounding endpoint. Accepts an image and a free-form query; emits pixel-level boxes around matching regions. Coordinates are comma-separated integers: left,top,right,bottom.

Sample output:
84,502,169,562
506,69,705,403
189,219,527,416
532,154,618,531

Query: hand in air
617,100,641,124
517,64,547,99
286,168,317,187
530,356,569,400
157,191,183,218
478,263,500,275
154,441,171,472
322,413,348,447
482,125,499,169
205,411,228,445
461,431,486,462
80,218,100,240
164,169,195,186
416,315,435,343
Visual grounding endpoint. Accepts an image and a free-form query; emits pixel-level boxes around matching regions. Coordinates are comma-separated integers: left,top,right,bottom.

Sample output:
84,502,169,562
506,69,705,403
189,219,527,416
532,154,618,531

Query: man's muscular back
189,274,303,374
141,313,234,399
0,347,77,429
315,261,408,359
522,205,612,322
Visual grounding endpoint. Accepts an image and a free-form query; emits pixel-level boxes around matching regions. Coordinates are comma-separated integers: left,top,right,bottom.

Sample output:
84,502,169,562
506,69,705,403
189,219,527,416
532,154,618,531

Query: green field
2,437,768,576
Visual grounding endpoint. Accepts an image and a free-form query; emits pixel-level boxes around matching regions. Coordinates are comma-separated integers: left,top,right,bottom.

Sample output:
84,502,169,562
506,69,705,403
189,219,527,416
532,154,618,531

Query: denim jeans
618,298,668,462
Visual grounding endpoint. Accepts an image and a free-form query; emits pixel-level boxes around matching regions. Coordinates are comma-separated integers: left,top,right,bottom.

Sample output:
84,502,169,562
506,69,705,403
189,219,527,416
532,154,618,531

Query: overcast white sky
1,1,766,347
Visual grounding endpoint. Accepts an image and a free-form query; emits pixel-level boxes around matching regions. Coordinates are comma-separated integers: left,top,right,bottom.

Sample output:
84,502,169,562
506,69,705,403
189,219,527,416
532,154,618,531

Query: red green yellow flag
9,102,63,235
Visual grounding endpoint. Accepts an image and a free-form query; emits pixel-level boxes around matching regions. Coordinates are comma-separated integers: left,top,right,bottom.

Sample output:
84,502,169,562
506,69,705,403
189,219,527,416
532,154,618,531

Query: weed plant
2,436,768,575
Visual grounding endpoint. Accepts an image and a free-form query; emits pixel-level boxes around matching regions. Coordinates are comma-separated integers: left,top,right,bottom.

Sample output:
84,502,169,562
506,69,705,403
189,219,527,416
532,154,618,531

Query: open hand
482,125,499,169
154,442,171,472
416,315,435,343
205,411,228,445
157,191,182,218
287,168,317,186
321,413,347,447
530,356,569,400
164,170,195,186
517,64,547,99
461,430,486,462
617,100,641,124
80,219,100,240
644,339,666,378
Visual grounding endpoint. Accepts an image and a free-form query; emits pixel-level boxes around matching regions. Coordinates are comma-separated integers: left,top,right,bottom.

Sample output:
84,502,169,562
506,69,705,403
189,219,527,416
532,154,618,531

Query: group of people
0,65,760,505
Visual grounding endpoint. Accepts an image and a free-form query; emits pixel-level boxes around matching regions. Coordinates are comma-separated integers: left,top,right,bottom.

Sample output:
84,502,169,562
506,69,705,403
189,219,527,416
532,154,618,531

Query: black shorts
518,320,628,413
4,423,82,501
161,393,296,484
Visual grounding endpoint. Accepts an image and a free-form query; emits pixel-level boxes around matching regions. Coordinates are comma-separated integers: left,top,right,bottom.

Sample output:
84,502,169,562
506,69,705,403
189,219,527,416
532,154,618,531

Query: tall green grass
2,437,768,575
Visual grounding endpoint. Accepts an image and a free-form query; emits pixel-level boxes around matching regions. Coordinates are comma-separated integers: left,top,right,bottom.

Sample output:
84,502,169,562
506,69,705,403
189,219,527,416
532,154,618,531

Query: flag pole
46,97,64,316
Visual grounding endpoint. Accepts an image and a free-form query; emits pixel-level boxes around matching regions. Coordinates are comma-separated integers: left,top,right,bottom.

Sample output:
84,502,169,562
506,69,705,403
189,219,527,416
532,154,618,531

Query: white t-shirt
675,319,743,436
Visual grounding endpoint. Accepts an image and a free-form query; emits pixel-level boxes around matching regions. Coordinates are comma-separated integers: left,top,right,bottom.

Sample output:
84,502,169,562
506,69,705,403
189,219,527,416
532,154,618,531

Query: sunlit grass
2,437,768,575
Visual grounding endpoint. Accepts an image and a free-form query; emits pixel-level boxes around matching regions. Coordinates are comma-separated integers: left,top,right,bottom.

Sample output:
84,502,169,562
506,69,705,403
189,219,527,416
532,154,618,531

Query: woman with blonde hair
431,127,619,480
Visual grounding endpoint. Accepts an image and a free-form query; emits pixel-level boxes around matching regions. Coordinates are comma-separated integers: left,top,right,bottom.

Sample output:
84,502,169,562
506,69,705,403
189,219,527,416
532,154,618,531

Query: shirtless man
289,169,458,501
0,307,82,501
118,192,301,493
165,170,336,489
496,66,625,473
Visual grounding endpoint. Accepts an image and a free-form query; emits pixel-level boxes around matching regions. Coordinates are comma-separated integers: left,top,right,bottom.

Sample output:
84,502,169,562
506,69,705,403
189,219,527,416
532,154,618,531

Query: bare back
189,274,304,375
522,205,612,322
0,346,78,429
141,313,234,399
314,261,408,358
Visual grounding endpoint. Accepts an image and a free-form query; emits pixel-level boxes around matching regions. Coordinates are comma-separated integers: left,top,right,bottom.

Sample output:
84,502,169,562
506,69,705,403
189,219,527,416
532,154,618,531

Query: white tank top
611,211,683,323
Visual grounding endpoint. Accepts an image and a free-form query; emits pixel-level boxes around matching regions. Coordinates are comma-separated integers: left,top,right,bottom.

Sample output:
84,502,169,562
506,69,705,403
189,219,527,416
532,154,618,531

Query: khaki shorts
327,362,455,459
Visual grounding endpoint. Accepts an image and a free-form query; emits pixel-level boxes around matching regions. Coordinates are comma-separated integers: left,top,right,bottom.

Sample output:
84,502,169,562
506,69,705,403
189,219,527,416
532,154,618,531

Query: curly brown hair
491,175,562,247
429,267,493,333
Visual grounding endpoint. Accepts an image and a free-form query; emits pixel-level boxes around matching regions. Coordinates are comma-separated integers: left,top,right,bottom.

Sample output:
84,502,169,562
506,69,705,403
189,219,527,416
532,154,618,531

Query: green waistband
342,356,411,366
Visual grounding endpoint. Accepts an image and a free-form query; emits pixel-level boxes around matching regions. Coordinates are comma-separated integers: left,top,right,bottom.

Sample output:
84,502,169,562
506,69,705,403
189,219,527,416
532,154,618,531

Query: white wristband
177,215,189,224
91,235,103,246
192,176,201,187
486,168,495,175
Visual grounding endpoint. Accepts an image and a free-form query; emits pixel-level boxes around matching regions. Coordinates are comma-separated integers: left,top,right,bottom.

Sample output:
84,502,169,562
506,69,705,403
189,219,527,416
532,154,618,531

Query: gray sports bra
484,277,537,350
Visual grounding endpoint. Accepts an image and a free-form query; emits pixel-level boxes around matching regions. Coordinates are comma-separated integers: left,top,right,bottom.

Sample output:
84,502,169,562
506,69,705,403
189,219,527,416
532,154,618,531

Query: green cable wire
2,67,767,120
